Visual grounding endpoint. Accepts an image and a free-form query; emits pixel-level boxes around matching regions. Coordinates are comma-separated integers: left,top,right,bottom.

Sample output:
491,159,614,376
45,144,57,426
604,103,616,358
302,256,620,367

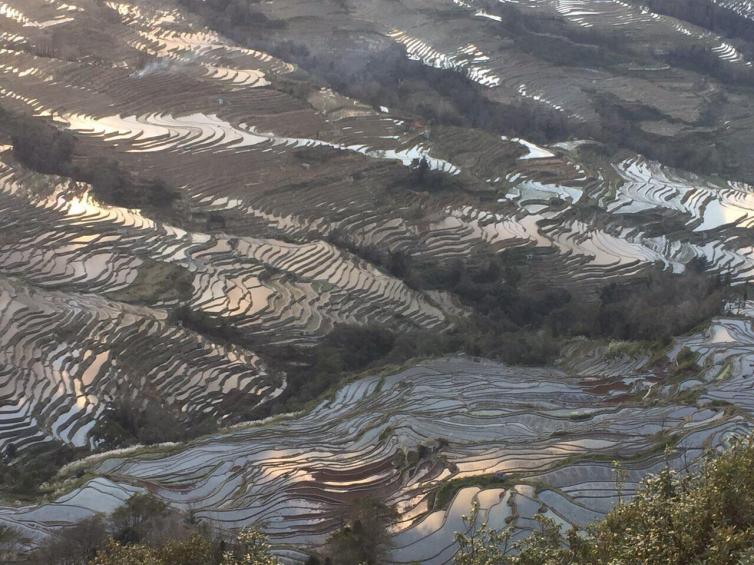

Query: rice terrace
1,0,754,563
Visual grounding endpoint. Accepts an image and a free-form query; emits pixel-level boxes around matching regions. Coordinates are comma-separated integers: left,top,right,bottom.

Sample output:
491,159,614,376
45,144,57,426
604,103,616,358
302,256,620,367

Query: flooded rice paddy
0,346,751,562
1,0,754,561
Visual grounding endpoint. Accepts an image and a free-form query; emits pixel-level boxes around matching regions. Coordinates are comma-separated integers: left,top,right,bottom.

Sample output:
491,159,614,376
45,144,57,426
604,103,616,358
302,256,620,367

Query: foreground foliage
20,437,754,564
455,437,754,564
89,528,276,565
323,497,397,565
25,492,396,564
26,492,278,565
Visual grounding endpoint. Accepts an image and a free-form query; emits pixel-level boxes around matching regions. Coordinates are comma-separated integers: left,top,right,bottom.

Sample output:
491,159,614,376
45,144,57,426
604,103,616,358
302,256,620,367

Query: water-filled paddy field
2,0,754,561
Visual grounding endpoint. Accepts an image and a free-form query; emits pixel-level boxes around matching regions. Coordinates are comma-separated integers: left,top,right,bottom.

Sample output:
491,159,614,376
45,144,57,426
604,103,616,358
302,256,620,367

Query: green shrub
455,436,754,564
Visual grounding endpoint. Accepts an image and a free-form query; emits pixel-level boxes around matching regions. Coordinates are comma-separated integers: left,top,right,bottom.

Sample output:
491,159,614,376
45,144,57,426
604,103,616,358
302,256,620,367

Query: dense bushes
596,259,724,341
262,325,404,412
9,112,75,174
90,395,218,450
89,527,277,565
28,493,276,565
80,158,178,209
29,516,108,565
400,252,723,345
0,442,84,498
455,436,754,564
317,325,396,371
107,259,195,305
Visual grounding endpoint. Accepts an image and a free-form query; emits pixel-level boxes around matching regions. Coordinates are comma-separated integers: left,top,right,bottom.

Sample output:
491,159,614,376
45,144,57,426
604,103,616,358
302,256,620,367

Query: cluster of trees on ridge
14,492,280,565
263,255,727,415
0,106,178,211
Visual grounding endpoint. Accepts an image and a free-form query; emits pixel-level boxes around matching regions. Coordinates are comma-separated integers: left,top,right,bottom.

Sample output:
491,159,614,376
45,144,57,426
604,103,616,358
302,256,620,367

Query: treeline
258,253,725,416
395,252,724,344
90,394,218,450
0,442,85,498
18,491,394,565
0,107,178,210
22,492,280,565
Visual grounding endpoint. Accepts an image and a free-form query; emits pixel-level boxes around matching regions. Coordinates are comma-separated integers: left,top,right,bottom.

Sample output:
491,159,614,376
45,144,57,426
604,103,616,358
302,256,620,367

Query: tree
221,527,279,565
157,534,220,565
31,516,108,565
325,497,397,565
89,539,162,565
454,500,512,565
411,156,430,184
110,494,168,544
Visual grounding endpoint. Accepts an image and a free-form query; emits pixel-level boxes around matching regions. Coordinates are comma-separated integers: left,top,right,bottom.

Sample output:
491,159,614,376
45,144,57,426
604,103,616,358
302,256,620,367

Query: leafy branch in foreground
454,501,512,565
454,436,754,565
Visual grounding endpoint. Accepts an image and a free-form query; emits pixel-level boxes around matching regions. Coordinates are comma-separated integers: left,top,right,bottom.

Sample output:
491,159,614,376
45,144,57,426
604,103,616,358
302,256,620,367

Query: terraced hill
2,0,754,562
2,315,753,562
